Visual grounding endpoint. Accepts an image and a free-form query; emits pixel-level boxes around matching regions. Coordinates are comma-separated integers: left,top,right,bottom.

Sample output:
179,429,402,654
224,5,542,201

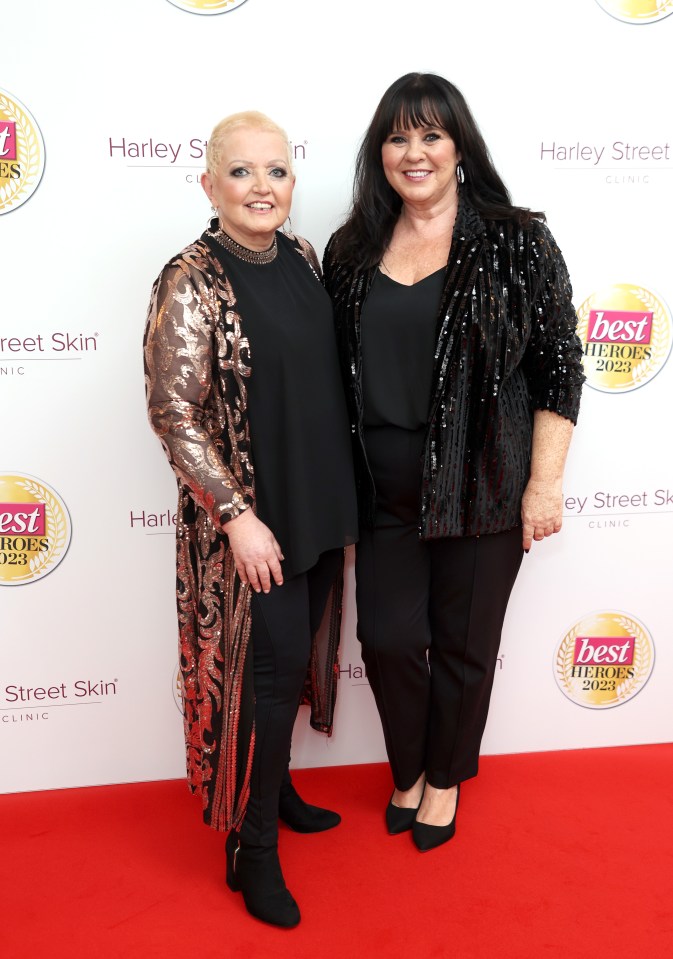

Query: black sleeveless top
361,267,445,429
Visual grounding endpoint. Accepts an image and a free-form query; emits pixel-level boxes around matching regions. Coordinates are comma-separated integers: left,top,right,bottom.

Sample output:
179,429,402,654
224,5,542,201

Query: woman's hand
521,478,563,551
522,410,574,551
224,509,284,593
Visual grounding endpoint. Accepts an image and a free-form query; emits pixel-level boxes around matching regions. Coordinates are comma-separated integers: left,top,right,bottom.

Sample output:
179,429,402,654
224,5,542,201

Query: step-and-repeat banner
2,0,672,793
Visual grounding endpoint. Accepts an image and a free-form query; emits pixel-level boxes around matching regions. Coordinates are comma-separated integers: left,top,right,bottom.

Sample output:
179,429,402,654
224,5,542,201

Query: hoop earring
208,205,219,229
456,163,465,184
283,215,293,235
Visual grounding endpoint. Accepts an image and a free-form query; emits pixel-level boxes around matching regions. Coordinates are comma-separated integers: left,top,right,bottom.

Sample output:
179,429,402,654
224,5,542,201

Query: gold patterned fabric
144,229,341,831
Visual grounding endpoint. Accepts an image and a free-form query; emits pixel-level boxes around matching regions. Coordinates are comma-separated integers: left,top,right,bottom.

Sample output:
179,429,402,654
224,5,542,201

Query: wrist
222,504,253,531
527,475,563,488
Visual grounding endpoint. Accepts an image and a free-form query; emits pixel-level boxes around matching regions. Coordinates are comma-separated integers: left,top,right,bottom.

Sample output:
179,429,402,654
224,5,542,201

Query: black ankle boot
278,782,341,833
225,831,300,928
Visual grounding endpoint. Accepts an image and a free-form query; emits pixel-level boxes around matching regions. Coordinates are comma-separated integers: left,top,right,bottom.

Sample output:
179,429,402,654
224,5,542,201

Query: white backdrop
2,0,672,794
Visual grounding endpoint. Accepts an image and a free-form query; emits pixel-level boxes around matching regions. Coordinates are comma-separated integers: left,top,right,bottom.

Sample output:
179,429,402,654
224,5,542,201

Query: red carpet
2,746,672,958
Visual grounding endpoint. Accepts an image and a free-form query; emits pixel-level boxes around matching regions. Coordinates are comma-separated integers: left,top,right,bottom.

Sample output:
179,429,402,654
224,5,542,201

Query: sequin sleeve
144,259,254,527
293,233,322,280
522,221,585,424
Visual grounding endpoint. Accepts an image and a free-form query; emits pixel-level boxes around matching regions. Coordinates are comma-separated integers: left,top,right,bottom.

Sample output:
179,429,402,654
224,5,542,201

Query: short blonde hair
206,111,293,175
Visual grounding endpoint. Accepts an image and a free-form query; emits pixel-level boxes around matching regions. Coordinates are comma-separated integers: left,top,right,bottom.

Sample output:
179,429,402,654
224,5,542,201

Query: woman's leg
278,548,344,831
417,528,523,826
238,573,312,848
356,426,432,800
307,547,344,634
356,523,431,795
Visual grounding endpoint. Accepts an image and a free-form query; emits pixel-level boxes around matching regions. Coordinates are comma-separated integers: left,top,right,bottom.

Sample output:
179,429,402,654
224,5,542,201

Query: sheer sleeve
144,259,254,528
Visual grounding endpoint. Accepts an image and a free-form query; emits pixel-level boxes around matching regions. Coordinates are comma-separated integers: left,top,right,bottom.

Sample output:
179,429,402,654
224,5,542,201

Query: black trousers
356,427,523,791
238,548,341,848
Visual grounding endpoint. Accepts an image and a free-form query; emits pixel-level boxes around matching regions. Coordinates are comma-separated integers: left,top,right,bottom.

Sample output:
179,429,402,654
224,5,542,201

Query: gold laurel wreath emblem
556,613,654,708
556,617,598,697
613,615,653,702
173,662,184,713
13,478,69,583
0,93,43,213
167,0,241,13
596,0,673,22
577,286,672,392
576,297,600,352
629,287,672,385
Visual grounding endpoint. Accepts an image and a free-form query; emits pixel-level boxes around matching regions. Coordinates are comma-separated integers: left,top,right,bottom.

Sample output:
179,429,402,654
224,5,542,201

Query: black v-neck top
361,267,445,429
216,234,358,578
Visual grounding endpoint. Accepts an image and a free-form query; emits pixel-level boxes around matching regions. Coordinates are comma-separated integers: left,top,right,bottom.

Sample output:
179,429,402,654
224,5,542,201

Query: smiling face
381,124,461,213
201,126,295,251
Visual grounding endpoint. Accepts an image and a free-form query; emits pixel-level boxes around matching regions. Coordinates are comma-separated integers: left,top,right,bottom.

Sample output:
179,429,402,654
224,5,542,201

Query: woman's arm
144,261,283,592
521,221,585,425
145,262,251,523
521,409,574,550
520,222,584,549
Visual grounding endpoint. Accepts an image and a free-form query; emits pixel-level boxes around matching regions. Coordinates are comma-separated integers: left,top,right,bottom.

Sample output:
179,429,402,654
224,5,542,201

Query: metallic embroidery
145,231,340,831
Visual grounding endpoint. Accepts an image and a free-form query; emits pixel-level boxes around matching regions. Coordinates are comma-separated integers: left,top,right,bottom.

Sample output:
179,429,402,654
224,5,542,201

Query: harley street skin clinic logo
166,0,248,14
576,283,672,392
0,89,45,214
0,474,71,585
595,0,673,22
555,611,654,709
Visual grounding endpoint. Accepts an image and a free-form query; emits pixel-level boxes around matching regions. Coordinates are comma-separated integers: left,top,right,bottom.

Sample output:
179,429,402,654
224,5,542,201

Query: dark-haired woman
324,73,584,852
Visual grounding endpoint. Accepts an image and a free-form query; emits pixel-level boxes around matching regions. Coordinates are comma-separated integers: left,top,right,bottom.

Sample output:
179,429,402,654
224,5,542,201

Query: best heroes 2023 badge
0,474,71,585
595,0,673,23
555,611,654,709
577,283,672,392
165,0,248,14
0,88,45,215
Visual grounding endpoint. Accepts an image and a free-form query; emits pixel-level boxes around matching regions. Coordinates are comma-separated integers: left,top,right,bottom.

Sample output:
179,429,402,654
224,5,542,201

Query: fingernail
524,548,530,554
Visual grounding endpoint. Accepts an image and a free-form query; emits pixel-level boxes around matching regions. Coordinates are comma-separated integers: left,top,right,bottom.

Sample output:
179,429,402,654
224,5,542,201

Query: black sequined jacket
323,198,585,538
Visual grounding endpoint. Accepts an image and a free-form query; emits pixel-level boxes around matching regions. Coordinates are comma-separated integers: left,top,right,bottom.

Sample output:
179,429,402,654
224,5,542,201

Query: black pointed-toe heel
225,830,300,928
278,783,341,833
385,793,419,835
412,784,460,852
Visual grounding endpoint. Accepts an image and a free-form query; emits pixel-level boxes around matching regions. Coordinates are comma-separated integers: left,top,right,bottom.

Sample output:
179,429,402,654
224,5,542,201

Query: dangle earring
456,162,465,184
208,204,219,229
282,215,293,235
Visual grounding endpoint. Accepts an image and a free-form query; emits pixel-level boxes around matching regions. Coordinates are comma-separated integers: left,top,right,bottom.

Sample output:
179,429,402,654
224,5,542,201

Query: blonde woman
145,112,357,927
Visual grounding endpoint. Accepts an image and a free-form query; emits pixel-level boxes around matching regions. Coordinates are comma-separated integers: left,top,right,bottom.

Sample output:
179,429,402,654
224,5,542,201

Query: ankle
393,774,425,809
417,783,459,824
228,839,300,928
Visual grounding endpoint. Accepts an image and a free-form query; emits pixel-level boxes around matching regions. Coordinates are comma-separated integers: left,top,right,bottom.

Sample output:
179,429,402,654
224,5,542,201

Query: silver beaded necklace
209,224,278,265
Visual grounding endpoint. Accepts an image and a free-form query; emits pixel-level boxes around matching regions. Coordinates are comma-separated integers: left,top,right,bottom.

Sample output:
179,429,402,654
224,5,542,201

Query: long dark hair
333,73,544,270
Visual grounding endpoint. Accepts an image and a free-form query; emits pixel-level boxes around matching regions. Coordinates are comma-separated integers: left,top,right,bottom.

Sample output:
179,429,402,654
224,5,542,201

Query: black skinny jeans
238,548,342,848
